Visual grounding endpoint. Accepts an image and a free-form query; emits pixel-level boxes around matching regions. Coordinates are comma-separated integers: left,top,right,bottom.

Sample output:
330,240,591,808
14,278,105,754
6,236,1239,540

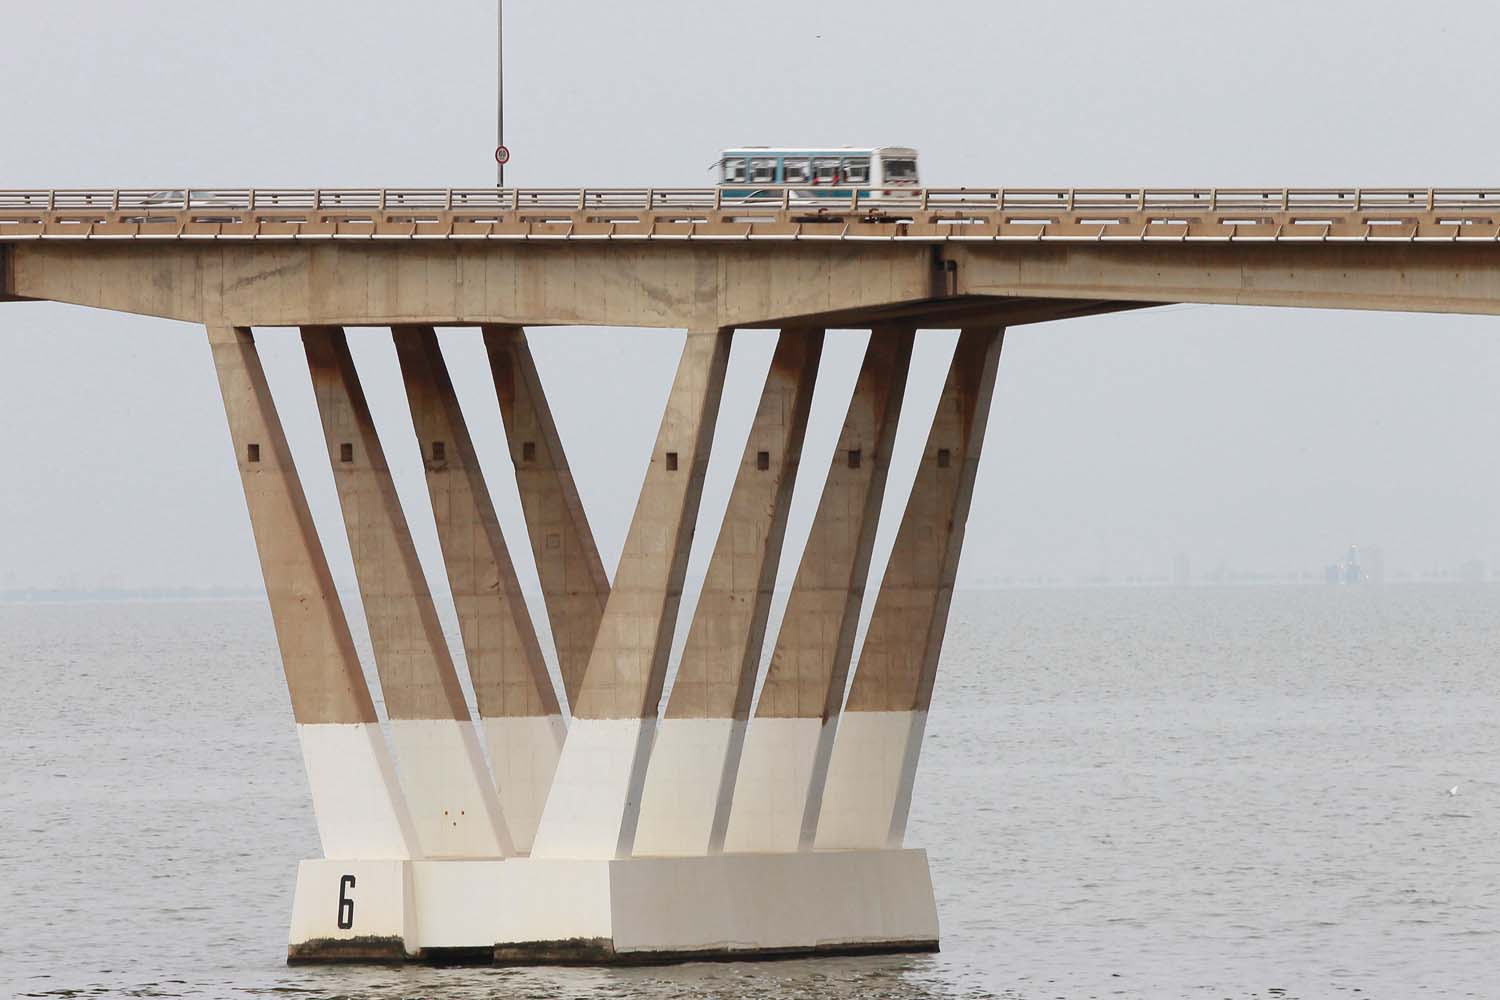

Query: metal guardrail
3,187,1500,242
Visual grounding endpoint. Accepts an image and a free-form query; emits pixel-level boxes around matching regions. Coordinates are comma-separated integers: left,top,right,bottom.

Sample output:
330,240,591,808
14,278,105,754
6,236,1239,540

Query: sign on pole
495,145,510,166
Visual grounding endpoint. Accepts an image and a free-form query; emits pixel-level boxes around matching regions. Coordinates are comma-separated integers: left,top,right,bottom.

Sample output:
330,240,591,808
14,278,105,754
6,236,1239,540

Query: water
3,586,1496,998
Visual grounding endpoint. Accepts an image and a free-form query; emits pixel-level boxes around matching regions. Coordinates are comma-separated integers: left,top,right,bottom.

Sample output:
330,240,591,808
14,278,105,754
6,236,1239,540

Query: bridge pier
181,302,1020,959
201,318,975,963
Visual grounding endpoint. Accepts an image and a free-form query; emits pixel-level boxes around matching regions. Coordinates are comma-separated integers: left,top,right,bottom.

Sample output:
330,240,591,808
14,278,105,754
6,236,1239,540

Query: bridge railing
8,186,1500,240
9,186,1500,215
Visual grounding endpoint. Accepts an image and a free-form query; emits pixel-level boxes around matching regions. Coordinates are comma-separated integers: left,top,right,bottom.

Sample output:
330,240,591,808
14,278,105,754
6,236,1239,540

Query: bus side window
844,158,870,184
751,158,777,183
814,158,840,184
783,158,810,183
722,158,747,183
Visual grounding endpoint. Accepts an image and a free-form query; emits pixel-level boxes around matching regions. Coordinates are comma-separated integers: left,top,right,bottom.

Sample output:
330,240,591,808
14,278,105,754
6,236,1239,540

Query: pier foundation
288,851,938,963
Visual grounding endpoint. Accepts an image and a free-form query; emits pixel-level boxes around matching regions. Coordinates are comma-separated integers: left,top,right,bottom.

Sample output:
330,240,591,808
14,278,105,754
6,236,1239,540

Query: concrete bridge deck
7,185,1500,328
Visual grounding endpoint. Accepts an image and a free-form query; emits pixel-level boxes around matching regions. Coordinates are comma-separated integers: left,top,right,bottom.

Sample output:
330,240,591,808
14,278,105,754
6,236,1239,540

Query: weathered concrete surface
302,327,473,722
723,331,914,853
394,325,560,720
570,328,734,721
667,330,824,722
395,325,564,852
4,242,938,329
302,326,513,858
532,329,733,859
205,324,418,860
815,328,1005,850
17,242,1500,330
208,324,377,725
948,241,1500,315
485,325,609,708
634,330,823,857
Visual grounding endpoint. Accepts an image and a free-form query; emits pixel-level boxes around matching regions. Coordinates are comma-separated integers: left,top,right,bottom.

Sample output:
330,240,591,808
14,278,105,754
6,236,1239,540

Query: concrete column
483,326,610,709
302,326,513,859
815,328,1005,849
531,328,733,859
204,324,418,861
724,329,915,853
393,326,564,854
633,330,824,857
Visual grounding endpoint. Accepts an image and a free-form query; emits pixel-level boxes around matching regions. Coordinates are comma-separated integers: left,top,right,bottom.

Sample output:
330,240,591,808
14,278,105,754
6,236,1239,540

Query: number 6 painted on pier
336,874,356,929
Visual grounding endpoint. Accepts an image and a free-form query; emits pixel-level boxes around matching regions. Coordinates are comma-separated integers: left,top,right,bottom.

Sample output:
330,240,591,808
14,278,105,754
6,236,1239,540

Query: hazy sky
4,0,1500,596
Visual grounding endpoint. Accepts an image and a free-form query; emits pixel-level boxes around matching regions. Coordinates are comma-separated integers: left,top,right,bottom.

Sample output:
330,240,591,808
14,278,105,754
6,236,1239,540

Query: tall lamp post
504,0,510,186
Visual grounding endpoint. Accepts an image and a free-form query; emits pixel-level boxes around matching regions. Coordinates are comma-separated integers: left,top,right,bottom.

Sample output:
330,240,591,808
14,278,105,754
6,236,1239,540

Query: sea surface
2,586,1496,999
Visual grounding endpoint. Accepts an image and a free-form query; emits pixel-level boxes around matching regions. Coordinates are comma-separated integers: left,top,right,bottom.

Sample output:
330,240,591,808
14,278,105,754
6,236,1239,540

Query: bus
716,146,919,201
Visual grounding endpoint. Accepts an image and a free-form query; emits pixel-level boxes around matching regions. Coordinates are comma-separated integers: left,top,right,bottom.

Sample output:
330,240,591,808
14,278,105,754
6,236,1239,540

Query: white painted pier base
287,850,939,964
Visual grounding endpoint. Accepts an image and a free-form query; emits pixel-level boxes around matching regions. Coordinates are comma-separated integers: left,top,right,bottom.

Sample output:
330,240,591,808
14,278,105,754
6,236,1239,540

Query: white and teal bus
717,146,919,201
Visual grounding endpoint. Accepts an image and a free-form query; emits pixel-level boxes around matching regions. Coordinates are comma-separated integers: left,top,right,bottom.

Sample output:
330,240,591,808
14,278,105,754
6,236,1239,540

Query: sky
4,0,1500,597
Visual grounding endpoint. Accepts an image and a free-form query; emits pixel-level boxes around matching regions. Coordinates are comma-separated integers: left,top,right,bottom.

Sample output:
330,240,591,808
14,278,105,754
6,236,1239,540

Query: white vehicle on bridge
717,146,919,203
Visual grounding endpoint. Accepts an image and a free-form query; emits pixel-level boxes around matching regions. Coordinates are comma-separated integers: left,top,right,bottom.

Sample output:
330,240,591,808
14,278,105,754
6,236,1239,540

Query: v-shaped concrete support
815,327,1005,850
303,326,513,859
394,325,565,854
634,329,824,857
531,328,733,860
205,324,419,861
724,329,915,853
482,325,610,711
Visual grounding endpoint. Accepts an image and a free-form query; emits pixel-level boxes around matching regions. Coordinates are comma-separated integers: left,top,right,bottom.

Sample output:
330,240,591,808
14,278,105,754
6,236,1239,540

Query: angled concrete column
483,325,610,709
205,324,418,861
394,326,564,854
724,329,915,853
531,328,733,860
633,330,824,857
302,326,513,859
815,329,1004,849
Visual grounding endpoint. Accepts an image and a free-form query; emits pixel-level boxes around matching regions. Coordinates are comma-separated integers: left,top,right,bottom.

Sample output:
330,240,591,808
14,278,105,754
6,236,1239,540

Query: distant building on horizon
1344,545,1364,584
1326,543,1378,585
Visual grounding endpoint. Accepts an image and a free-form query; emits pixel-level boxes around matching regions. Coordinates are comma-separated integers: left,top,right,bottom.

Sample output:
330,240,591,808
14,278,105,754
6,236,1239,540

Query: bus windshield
884,158,918,181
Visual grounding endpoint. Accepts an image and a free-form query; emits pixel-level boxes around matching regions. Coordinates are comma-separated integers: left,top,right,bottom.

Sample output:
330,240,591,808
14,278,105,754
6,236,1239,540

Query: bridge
3,185,1494,964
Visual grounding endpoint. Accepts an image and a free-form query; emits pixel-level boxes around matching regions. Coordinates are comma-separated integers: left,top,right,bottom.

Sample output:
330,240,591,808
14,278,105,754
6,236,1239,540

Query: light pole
504,0,510,188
